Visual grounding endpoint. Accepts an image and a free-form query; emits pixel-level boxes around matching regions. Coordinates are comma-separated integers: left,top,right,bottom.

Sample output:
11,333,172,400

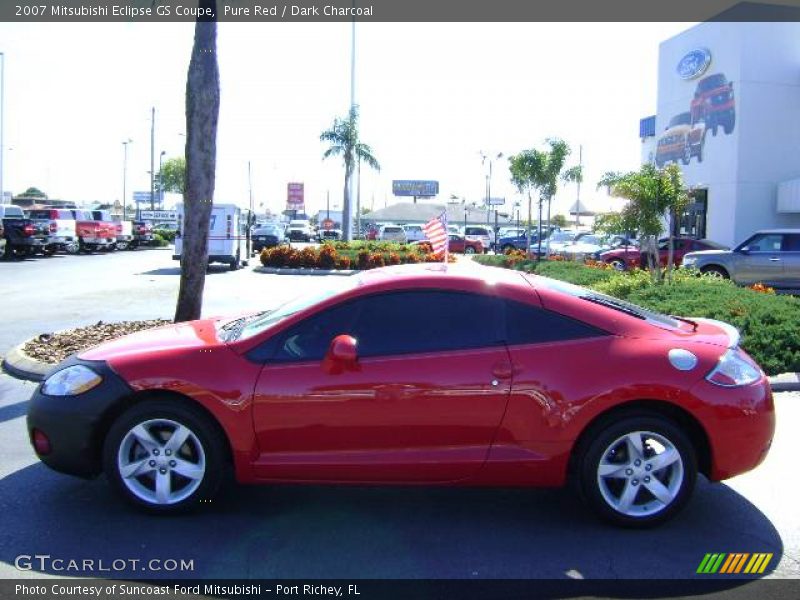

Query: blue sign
392,180,439,197
677,48,712,80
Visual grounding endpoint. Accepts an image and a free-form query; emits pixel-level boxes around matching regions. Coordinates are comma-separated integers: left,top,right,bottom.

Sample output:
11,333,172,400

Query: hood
80,319,223,362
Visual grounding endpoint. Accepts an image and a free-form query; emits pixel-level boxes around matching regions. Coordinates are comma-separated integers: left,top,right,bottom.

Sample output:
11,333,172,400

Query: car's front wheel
575,414,697,527
103,400,227,513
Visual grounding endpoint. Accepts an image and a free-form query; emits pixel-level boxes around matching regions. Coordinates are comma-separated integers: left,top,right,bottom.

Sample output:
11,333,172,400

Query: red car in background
27,264,773,527
413,234,484,254
599,237,728,271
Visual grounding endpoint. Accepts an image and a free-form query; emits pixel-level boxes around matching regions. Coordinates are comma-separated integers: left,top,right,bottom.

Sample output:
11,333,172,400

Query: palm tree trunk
342,160,353,241
174,2,219,323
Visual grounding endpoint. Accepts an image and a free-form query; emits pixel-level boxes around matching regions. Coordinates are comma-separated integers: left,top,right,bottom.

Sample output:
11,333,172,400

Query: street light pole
0,52,5,204
150,106,155,211
122,139,132,221
159,150,165,209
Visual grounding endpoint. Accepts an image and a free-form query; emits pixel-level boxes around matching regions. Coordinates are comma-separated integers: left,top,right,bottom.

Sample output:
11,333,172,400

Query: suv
655,112,705,167
26,208,78,254
690,73,735,136
464,226,494,251
378,224,407,243
402,224,426,242
286,220,313,242
682,229,800,288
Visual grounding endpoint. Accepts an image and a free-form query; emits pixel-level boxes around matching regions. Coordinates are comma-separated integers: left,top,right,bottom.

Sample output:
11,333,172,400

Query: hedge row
473,255,800,376
260,242,451,270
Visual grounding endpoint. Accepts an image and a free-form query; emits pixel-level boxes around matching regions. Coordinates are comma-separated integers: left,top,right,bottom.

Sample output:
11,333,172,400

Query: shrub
356,249,370,270
368,252,386,269
298,247,317,268
387,252,401,265
151,233,170,247
318,244,337,269
335,256,352,270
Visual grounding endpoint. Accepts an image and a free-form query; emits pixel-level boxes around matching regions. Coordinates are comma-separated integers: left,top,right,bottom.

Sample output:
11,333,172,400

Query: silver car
682,229,800,287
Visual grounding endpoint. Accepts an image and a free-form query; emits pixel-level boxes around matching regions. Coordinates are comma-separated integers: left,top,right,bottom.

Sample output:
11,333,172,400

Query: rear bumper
81,237,115,246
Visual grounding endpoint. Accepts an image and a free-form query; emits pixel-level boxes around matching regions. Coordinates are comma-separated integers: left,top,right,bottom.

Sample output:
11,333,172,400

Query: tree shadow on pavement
0,464,783,586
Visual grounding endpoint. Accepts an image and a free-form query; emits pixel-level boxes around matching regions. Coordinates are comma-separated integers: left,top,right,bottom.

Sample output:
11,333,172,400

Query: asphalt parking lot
0,248,798,582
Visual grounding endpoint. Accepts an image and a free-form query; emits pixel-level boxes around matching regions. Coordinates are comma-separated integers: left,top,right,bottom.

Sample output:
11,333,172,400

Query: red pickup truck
71,209,116,252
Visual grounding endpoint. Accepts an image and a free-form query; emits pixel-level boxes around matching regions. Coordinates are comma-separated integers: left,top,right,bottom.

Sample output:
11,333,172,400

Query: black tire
700,265,729,279
229,251,240,271
464,246,476,255
574,413,697,528
609,259,627,271
102,400,228,514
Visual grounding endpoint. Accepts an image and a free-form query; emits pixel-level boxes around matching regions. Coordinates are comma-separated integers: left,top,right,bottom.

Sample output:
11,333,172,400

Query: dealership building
639,21,800,247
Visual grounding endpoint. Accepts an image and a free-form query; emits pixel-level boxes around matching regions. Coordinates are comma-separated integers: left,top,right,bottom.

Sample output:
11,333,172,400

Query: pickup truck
91,210,132,250
71,209,116,252
131,221,154,248
0,204,48,258
25,208,79,255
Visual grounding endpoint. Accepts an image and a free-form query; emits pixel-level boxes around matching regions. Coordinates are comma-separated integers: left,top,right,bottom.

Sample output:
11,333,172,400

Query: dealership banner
6,0,800,22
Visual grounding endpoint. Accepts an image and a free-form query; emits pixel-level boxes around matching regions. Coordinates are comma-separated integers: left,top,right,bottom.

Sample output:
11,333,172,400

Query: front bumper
27,356,133,479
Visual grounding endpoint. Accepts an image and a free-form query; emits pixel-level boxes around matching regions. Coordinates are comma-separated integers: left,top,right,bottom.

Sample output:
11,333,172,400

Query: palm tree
174,1,219,322
320,105,380,241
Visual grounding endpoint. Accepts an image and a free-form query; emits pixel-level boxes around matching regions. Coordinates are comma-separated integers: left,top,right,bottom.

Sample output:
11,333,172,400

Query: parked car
541,229,583,255
252,222,285,253
464,226,494,251
0,204,48,258
70,209,116,253
497,227,526,240
0,222,5,255
402,223,427,243
286,219,313,242
25,208,79,255
497,231,544,253
131,221,154,248
378,224,407,243
412,234,484,255
600,237,728,271
90,210,133,250
562,233,636,260
682,229,800,288
318,228,342,243
27,263,774,527
690,73,735,136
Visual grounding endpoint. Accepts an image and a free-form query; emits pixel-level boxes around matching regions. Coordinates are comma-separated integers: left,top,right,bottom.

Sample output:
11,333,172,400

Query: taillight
23,224,35,236
706,348,762,387
49,223,57,233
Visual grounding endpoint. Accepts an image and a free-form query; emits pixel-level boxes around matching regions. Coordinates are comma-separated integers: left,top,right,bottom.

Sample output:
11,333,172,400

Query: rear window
27,210,53,219
3,206,25,218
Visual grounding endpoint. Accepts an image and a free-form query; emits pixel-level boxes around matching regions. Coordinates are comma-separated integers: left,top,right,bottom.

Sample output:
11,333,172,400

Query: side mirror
323,335,359,374
739,246,750,254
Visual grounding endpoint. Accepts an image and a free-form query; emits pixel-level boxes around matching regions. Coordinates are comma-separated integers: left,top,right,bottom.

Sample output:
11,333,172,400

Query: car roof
750,229,800,234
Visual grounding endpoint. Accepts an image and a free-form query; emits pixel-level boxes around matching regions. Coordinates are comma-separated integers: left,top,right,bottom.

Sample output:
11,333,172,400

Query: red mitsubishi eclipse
27,264,774,527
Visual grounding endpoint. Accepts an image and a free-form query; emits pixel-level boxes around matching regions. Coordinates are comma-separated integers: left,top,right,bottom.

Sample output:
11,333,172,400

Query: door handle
769,257,781,262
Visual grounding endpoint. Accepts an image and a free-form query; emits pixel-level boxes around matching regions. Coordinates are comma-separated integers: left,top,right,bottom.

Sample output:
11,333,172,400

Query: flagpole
443,212,449,269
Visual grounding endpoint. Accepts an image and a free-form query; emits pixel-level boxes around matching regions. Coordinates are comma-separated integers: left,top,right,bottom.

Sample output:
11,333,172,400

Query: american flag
422,211,449,258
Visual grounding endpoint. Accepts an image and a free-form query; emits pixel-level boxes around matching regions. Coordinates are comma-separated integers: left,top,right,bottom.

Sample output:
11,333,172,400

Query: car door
733,233,785,286
779,233,800,288
251,289,512,483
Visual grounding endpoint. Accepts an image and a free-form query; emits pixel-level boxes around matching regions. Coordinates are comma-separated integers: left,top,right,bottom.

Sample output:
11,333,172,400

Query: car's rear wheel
609,259,626,271
575,414,697,527
701,265,729,279
103,400,227,513
464,246,476,255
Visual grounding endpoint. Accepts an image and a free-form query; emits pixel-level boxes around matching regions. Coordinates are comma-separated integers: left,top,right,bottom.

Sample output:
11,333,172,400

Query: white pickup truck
25,208,78,255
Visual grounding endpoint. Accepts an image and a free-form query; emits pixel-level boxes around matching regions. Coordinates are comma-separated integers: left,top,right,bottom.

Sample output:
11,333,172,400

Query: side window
747,234,783,252
504,299,607,345
272,302,361,363
352,291,502,357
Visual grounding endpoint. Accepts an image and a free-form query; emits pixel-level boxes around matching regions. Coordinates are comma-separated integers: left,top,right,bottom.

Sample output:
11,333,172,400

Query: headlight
706,348,762,387
42,365,103,396
683,256,697,267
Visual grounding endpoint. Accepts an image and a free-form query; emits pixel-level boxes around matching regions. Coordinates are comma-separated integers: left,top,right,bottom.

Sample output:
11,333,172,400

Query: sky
0,21,690,219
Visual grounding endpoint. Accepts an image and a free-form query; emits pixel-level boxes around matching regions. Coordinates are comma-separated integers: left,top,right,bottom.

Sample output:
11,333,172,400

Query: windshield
234,278,359,341
550,232,575,243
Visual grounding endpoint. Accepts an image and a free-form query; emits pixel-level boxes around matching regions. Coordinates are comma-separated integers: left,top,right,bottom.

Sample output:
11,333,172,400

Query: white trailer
173,203,250,270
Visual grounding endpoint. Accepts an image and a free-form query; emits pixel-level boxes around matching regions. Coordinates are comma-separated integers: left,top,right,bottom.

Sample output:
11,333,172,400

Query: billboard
287,182,304,208
133,191,154,205
392,180,439,197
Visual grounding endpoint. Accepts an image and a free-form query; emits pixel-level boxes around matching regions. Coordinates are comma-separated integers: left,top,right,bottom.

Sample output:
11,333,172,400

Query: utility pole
150,107,155,211
356,158,361,238
122,139,132,220
0,52,5,204
159,150,165,209
248,161,253,215
575,144,583,228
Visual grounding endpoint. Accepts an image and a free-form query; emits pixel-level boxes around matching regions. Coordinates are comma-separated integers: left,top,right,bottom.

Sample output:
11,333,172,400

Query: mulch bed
22,320,171,364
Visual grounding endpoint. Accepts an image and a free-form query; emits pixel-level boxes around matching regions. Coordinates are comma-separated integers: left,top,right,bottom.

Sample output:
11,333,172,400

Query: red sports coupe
27,264,774,527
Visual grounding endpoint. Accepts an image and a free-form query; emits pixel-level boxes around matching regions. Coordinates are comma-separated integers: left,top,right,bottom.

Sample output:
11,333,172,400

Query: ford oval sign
677,48,712,80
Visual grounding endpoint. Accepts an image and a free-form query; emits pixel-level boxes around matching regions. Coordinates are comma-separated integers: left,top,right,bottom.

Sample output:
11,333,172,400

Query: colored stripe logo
697,553,773,574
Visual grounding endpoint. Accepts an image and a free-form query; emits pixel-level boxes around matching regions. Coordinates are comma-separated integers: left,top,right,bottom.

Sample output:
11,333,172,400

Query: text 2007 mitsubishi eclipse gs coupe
27,264,774,527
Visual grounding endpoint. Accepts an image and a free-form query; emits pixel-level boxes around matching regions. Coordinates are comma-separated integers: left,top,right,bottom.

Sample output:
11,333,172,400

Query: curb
767,373,800,392
253,266,356,276
2,342,53,382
